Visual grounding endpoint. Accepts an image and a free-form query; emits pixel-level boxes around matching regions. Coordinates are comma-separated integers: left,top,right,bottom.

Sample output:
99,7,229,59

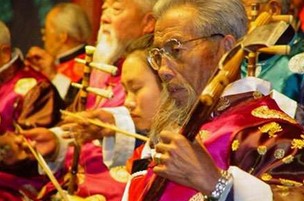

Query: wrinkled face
43,8,64,57
100,0,147,48
122,51,161,132
153,6,223,106
0,132,29,166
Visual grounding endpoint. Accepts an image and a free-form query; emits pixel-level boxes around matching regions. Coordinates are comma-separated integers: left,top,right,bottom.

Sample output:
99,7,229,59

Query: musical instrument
67,46,118,194
14,123,70,201
60,110,149,142
143,11,295,201
246,12,294,76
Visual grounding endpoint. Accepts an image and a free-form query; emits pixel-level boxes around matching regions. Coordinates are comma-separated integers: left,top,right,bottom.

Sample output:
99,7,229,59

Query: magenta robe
0,143,126,201
0,57,62,133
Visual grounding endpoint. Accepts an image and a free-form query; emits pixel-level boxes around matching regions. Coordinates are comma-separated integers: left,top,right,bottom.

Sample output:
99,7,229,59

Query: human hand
153,130,221,195
20,127,58,159
25,46,57,80
60,109,116,144
0,131,30,165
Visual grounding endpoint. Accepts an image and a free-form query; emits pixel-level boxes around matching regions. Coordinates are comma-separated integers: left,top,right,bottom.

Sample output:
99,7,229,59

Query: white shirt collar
222,77,297,118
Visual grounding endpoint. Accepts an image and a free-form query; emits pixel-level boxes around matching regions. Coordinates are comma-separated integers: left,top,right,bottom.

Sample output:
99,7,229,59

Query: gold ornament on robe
291,135,304,149
258,122,282,138
231,140,240,151
257,145,267,155
251,106,297,124
14,78,37,95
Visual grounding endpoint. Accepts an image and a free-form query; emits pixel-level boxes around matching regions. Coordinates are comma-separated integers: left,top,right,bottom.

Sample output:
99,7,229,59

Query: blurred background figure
0,0,101,55
0,0,69,55
26,2,92,105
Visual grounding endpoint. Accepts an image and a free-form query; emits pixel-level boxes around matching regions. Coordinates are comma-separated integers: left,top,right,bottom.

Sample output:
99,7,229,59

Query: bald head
0,21,11,46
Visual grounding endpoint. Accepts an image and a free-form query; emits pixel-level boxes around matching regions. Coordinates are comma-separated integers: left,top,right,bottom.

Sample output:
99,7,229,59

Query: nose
124,94,136,111
100,9,111,24
158,58,175,83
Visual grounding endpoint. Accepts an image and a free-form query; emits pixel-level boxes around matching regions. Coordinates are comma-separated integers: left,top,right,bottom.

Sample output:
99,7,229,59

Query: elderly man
25,0,157,166
122,0,304,200
26,3,92,105
55,0,158,168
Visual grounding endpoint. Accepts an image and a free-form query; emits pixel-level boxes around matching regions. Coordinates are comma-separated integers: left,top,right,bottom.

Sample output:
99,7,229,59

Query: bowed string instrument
66,45,118,195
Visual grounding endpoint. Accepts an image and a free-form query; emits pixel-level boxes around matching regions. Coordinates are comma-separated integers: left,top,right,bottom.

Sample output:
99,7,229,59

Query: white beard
93,28,126,65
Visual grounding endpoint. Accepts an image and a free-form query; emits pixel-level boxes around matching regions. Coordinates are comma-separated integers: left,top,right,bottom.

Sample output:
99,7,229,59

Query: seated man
122,0,304,200
26,3,92,105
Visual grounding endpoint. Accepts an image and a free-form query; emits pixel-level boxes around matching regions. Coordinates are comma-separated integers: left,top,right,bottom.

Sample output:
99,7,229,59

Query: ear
268,0,282,15
0,45,12,64
222,35,236,52
58,32,68,43
141,12,156,34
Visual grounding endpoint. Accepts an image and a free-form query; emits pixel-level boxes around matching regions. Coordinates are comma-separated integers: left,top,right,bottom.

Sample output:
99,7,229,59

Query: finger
60,123,79,131
153,164,168,177
154,142,171,154
158,130,180,144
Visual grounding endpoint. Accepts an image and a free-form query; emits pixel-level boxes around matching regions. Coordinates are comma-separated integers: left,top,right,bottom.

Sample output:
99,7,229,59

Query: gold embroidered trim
259,122,282,138
232,140,240,151
282,155,294,164
291,135,304,149
189,192,205,201
257,146,267,155
252,106,297,124
261,173,272,181
280,179,303,187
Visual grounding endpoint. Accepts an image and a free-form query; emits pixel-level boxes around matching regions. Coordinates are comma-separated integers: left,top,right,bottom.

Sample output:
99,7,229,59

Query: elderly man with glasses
122,0,304,200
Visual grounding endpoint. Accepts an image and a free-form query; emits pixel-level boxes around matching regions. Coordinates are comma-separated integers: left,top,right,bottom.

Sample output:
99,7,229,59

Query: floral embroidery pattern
261,173,272,181
280,179,303,187
189,192,205,201
257,146,267,155
232,140,240,151
258,122,282,138
282,155,294,164
274,149,285,159
291,135,304,149
199,130,210,141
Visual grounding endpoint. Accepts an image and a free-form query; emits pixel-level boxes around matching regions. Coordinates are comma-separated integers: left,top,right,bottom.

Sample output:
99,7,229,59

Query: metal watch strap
204,170,233,201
